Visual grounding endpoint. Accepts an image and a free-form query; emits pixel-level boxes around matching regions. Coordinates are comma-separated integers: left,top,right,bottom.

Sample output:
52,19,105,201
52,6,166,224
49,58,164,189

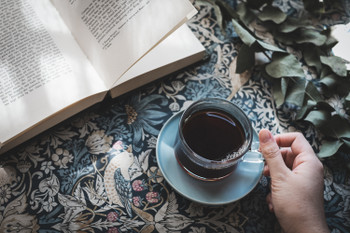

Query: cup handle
241,150,265,163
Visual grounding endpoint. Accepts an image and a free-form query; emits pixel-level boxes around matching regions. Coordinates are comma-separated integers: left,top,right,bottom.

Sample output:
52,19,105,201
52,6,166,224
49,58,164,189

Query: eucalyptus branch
203,0,350,158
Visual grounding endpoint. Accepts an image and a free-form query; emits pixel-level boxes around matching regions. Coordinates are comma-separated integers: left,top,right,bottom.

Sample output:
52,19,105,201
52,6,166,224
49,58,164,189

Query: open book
0,0,206,154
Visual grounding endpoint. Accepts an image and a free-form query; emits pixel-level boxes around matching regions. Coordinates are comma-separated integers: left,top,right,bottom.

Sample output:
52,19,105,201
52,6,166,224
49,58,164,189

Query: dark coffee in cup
174,98,253,181
182,109,245,161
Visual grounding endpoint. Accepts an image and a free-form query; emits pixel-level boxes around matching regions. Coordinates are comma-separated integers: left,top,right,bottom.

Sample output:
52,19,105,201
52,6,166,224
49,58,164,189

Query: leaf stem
262,50,272,61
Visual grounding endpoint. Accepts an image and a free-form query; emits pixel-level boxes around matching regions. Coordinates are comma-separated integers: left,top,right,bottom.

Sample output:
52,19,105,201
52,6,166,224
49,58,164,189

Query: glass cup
174,98,262,181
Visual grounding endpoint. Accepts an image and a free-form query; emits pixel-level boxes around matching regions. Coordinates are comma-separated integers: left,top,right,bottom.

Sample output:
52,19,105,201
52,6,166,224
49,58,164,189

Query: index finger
274,132,315,156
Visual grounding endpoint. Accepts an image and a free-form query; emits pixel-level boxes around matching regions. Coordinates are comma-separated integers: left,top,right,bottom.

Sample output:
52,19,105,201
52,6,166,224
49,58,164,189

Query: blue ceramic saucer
156,111,264,205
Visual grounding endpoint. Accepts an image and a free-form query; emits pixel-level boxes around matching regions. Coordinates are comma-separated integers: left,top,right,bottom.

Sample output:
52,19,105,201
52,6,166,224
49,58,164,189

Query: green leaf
236,3,256,26
295,29,328,46
317,101,335,112
295,81,327,118
258,5,287,24
320,74,350,97
305,81,323,102
320,56,347,77
281,77,288,99
320,66,333,79
265,53,305,78
296,99,317,120
278,17,314,33
252,40,286,53
321,115,350,139
284,77,306,107
322,35,339,50
231,19,256,46
304,109,331,128
303,46,322,74
273,31,295,45
342,138,350,148
272,78,285,107
320,73,350,97
297,99,334,120
320,74,339,89
318,139,343,158
274,28,327,46
236,44,255,73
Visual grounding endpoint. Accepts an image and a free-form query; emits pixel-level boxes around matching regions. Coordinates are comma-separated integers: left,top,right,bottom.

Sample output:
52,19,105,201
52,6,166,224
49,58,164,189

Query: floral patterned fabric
1,1,350,232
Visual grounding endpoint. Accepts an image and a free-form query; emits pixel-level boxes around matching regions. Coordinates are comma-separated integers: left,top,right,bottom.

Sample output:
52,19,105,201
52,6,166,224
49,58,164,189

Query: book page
115,24,205,85
0,0,107,145
51,0,197,88
109,24,206,98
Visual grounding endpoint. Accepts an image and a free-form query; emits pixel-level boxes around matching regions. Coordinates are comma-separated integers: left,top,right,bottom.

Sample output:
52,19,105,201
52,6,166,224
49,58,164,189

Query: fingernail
259,129,272,143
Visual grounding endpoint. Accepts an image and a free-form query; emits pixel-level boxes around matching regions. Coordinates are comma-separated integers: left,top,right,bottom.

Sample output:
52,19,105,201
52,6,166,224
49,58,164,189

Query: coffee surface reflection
181,109,244,161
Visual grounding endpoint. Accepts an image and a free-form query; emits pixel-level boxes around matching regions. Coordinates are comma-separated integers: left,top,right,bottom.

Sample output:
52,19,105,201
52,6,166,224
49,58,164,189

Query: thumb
259,129,289,177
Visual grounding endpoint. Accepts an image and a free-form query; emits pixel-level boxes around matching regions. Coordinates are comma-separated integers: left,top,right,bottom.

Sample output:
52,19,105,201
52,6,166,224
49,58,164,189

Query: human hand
259,129,329,233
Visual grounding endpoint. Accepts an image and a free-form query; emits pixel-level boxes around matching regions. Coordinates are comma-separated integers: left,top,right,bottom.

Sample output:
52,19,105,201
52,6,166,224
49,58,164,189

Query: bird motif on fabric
114,168,133,217
104,146,135,217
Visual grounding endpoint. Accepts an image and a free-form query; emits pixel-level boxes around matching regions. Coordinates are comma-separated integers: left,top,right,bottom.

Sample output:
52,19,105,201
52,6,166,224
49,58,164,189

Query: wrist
281,216,329,233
